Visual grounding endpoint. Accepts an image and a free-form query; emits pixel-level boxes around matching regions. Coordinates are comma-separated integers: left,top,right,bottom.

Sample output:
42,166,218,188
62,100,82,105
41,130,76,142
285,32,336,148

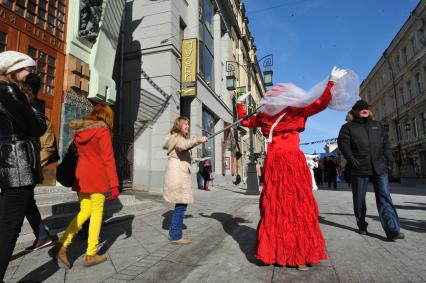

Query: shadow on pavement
322,212,426,234
318,216,387,241
214,185,247,195
394,202,426,211
97,214,135,254
161,210,191,230
319,183,426,196
199,212,266,266
16,200,134,282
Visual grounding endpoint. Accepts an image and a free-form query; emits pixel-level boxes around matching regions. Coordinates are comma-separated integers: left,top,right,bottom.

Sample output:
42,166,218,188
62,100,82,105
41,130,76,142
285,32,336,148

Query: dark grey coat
0,81,47,189
338,116,394,176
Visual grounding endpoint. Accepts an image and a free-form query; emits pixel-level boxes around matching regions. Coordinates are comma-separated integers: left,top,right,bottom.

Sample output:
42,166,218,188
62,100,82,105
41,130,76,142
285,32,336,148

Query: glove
236,92,251,102
107,186,120,201
349,157,360,168
329,66,347,82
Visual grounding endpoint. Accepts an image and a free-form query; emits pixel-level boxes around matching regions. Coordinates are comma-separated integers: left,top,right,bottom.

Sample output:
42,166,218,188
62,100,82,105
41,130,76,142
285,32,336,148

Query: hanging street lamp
258,54,274,87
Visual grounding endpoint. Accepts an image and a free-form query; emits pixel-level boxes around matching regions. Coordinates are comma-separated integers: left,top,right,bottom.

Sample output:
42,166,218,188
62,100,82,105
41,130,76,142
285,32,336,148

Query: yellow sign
181,38,198,97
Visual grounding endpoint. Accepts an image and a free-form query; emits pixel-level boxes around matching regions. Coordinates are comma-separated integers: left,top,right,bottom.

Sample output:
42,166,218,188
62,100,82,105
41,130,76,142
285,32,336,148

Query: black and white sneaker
25,237,54,251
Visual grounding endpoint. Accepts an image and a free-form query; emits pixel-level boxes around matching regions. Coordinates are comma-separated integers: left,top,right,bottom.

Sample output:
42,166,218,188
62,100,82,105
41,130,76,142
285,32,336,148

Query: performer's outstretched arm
302,81,334,117
236,103,260,128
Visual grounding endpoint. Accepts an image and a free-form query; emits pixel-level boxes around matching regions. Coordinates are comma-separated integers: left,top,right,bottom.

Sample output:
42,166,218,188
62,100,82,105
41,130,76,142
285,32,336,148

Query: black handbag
56,141,78,187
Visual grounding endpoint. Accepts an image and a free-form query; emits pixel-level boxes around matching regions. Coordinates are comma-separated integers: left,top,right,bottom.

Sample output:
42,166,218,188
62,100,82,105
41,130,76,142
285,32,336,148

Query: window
28,46,56,96
412,118,418,137
203,0,213,33
422,113,426,135
395,55,401,71
415,73,421,96
399,87,405,105
376,103,382,120
402,48,407,65
0,32,6,52
3,0,13,9
410,37,416,55
15,0,26,17
202,108,216,168
424,66,426,87
9,0,65,39
199,0,214,88
406,81,412,100
26,0,37,22
387,95,395,113
417,29,424,45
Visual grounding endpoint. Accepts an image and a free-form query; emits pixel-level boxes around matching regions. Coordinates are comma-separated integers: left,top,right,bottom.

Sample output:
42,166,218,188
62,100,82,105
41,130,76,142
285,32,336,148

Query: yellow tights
59,193,105,256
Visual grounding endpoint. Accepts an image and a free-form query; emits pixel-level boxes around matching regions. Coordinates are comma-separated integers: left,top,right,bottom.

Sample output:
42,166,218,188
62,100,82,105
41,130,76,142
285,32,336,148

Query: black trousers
0,186,34,281
26,194,49,240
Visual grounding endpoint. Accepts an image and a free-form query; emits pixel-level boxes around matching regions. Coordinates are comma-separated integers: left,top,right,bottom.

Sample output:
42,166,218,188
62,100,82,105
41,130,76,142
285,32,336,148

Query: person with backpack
50,104,120,268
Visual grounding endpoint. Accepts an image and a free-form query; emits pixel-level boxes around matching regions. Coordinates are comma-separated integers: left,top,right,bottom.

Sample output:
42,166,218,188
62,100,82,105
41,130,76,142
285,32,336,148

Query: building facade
359,0,426,180
60,0,128,184
116,0,267,191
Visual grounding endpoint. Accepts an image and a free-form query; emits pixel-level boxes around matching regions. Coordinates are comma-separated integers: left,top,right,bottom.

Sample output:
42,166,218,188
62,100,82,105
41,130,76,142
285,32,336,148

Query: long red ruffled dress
236,81,334,266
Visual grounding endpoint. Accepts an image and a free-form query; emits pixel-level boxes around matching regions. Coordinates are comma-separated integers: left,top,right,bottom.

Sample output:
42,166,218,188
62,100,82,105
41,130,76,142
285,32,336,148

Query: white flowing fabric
259,69,360,115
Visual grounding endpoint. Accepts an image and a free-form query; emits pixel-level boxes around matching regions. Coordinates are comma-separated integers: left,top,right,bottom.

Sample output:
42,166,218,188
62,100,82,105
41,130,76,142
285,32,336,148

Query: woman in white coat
305,154,319,191
162,117,207,245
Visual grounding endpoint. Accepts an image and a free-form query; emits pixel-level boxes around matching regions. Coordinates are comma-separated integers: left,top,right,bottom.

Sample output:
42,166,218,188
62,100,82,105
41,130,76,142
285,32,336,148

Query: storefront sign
181,38,197,97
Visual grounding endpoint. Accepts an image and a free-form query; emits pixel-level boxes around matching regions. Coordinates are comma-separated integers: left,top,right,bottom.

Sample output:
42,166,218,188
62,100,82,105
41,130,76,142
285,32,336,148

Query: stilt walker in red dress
236,67,359,270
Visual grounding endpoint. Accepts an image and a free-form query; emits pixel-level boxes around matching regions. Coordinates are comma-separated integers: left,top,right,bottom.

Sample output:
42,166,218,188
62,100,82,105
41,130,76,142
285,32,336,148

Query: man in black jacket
338,100,404,241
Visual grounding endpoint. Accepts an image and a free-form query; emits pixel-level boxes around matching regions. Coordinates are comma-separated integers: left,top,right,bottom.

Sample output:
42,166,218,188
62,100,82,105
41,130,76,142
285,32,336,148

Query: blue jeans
169,204,187,240
351,173,400,235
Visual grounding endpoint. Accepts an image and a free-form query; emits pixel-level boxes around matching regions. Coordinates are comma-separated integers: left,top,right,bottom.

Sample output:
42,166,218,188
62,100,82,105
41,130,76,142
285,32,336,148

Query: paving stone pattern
4,182,426,282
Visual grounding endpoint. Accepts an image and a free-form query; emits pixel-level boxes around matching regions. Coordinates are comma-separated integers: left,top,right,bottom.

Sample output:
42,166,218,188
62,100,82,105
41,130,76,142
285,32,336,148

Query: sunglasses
24,66,35,73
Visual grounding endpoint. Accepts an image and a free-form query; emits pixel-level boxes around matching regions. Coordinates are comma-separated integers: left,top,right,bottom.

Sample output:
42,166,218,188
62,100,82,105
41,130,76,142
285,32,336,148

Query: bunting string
300,138,337,146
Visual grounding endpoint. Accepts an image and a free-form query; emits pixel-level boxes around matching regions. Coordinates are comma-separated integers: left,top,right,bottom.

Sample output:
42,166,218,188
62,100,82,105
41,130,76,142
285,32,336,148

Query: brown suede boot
49,244,71,269
83,254,107,267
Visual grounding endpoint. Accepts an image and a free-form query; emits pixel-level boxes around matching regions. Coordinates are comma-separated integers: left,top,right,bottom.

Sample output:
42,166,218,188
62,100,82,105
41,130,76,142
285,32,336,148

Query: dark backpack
56,141,78,187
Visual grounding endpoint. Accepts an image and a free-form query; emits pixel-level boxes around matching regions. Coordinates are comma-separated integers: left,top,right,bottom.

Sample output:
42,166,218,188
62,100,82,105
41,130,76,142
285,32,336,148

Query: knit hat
0,51,36,75
352,99,369,110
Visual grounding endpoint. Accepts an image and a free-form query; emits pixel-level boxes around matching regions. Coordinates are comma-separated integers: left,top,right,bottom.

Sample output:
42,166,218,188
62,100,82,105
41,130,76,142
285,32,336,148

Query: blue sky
243,0,420,154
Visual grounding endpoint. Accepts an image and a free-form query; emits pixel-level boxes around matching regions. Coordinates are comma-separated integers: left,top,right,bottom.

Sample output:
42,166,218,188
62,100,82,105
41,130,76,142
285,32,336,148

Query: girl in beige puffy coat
163,117,208,245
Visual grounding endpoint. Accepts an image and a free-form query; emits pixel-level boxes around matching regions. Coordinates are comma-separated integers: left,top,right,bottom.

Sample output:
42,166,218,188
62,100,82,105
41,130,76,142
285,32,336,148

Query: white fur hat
0,51,36,75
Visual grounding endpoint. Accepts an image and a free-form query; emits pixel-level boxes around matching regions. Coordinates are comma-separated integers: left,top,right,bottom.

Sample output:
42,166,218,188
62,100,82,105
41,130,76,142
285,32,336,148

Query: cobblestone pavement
4,182,426,282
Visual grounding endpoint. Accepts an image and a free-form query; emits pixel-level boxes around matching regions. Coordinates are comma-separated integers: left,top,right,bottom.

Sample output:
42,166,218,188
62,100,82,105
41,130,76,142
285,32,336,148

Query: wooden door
18,33,64,137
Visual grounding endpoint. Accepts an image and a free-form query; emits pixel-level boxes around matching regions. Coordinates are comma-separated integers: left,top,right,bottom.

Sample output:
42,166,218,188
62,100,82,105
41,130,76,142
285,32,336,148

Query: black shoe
359,229,368,235
387,232,405,241
25,236,54,251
